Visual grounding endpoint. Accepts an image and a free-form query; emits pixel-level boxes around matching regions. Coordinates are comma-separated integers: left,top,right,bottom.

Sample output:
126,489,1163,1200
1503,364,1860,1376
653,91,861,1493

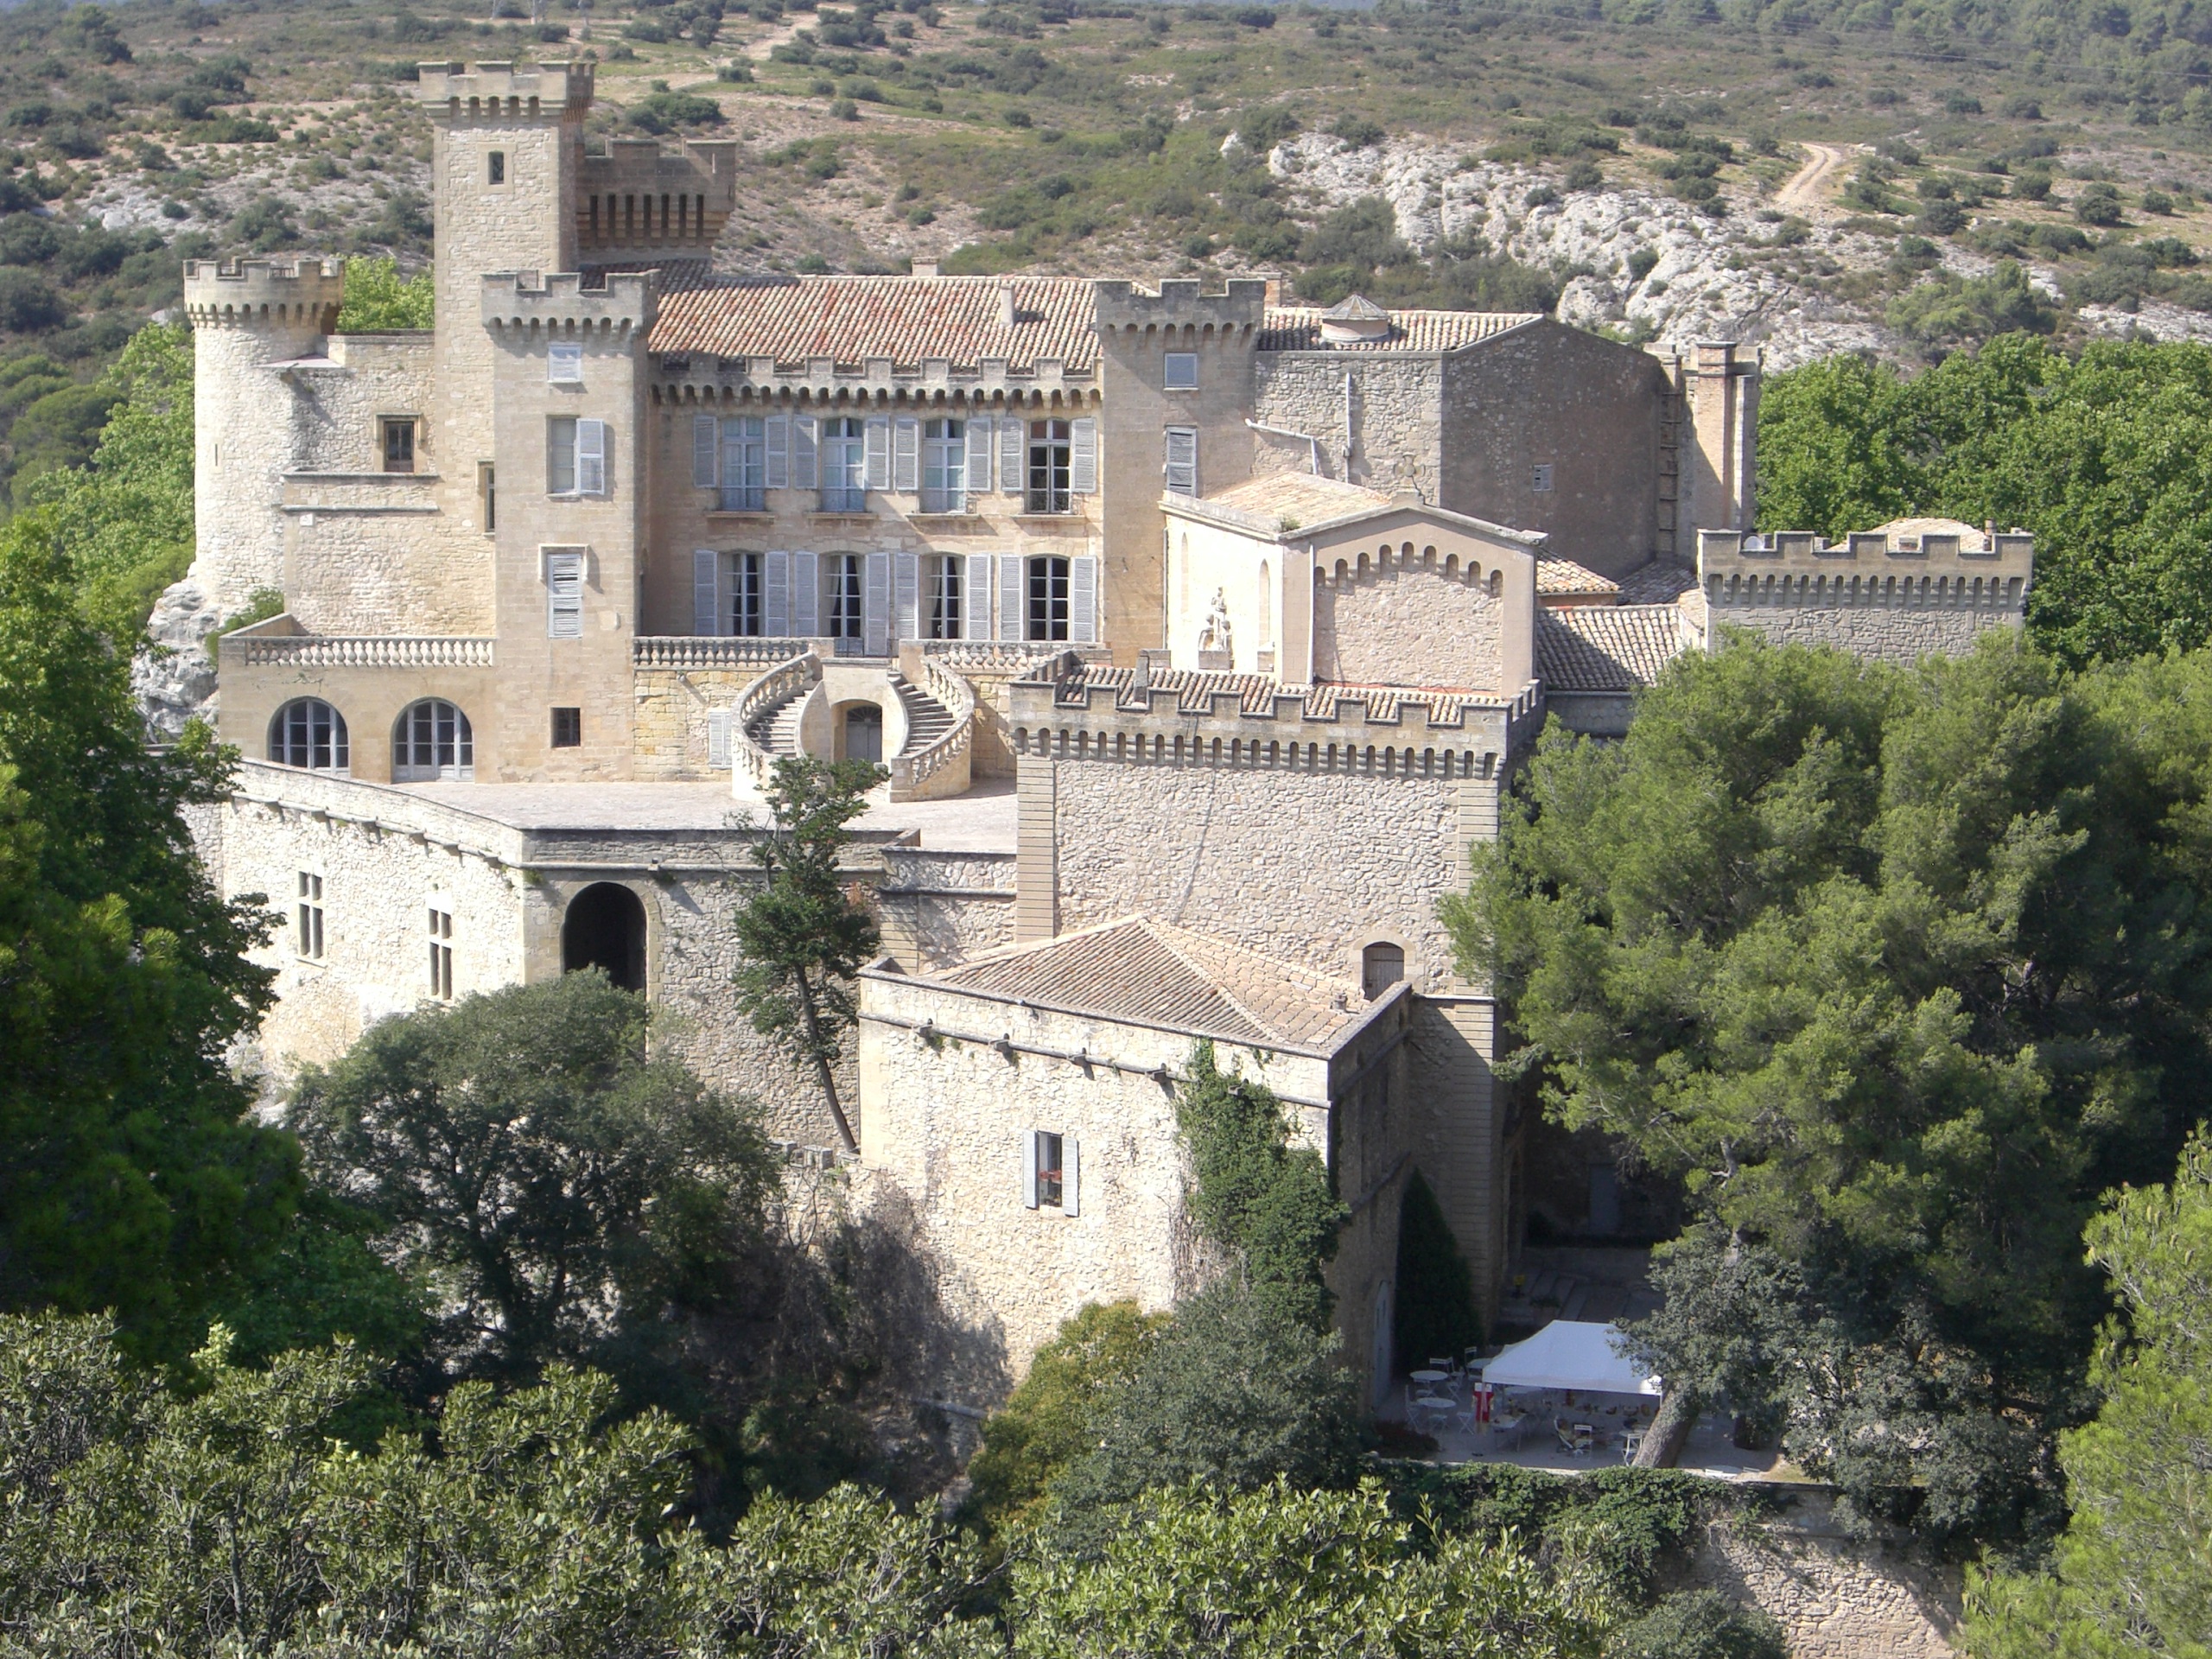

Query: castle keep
183,60,2031,1402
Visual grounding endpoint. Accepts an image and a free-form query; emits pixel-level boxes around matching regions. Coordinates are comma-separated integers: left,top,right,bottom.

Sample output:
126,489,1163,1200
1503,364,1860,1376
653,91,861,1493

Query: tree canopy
1449,632,2212,1540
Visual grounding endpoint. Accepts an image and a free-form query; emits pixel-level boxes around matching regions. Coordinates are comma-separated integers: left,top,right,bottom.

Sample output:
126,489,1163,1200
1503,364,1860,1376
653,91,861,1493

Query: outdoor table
1410,1370,1449,1385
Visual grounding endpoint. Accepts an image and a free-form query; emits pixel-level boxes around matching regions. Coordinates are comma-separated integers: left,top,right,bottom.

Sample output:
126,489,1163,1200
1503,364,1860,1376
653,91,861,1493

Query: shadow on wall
563,882,647,992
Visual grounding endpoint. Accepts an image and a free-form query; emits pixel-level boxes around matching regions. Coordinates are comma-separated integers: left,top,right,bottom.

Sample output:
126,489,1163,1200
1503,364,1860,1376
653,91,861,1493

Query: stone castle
180,60,2034,1402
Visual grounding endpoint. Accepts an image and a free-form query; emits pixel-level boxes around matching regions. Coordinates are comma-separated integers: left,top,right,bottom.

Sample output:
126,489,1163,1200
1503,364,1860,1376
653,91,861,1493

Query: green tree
1394,1167,1481,1371
1963,1122,2212,1659
1448,632,2212,1541
289,973,779,1398
0,519,295,1363
1606,1589,1785,1659
334,255,434,331
731,754,887,1152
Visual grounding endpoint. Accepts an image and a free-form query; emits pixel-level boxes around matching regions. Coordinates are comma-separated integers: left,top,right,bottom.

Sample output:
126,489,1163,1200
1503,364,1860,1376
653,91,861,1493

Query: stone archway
561,881,647,992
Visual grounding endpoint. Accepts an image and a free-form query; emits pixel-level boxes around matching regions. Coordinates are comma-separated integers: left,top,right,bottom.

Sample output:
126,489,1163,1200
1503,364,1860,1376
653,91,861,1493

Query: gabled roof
926,917,1373,1053
1537,557,1621,600
646,269,1100,371
1537,605,1688,692
1257,306,1541,353
1613,558,1698,605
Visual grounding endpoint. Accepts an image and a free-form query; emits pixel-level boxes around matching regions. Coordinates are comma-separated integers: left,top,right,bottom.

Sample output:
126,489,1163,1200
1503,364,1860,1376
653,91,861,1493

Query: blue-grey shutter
1069,556,1097,645
764,550,789,635
964,555,989,642
1022,1129,1040,1209
997,554,1024,641
707,709,732,768
693,548,720,636
1165,427,1198,497
864,551,891,656
965,415,993,499
576,419,607,495
692,415,718,488
893,416,920,493
791,551,819,635
895,552,919,642
864,416,891,492
546,551,584,639
1000,416,1024,496
766,416,790,489
792,416,818,489
1071,416,1097,494
1061,1135,1080,1217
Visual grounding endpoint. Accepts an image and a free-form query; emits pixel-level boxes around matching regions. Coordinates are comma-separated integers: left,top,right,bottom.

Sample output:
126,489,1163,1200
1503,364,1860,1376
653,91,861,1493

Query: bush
1332,115,1385,149
2075,181,2125,226
1608,1590,1786,1659
1564,158,1604,192
1916,198,1967,236
1394,1169,1480,1371
2141,188,2175,215
967,1300,1166,1527
1946,91,1983,113
1628,247,1660,283
626,90,724,133
0,268,67,332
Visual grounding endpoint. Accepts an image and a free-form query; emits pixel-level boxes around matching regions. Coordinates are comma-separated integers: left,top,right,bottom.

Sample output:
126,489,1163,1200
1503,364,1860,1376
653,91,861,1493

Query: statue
1197,588,1233,670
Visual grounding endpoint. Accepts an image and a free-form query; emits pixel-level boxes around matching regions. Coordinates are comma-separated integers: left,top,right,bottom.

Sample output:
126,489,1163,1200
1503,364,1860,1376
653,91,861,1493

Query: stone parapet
225,633,495,670
416,60,594,117
578,137,739,257
481,270,654,334
183,257,344,329
1700,526,2031,611
633,636,812,671
1094,276,1268,337
655,359,1098,409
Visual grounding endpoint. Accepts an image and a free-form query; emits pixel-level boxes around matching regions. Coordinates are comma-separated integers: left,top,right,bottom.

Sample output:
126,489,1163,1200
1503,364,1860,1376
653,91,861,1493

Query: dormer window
487,150,506,186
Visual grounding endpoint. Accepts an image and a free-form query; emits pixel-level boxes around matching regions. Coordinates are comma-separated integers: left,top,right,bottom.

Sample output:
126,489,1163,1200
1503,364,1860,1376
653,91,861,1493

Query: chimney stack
998,283,1017,328
912,258,938,278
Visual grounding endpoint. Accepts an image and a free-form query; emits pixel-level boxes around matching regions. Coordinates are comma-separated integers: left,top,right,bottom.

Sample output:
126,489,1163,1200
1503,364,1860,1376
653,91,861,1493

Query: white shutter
1062,1135,1079,1217
766,416,790,489
893,416,919,493
693,548,721,636
692,415,718,488
1071,416,1097,494
1022,1129,1040,1209
865,416,892,492
546,551,584,639
895,552,919,641
1000,416,1024,496
965,415,993,498
1165,427,1197,497
791,551,819,635
1070,556,1098,645
996,554,1024,642
792,416,818,489
964,555,989,643
707,709,732,768
547,340,583,384
576,419,607,496
864,551,891,656
764,549,789,635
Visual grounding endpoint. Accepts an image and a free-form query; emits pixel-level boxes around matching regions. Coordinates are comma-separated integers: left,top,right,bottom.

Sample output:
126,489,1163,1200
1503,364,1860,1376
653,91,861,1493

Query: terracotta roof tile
929,917,1370,1053
1537,557,1621,598
1614,559,1698,605
1201,473,1391,524
1257,306,1540,353
1537,605,1688,691
646,270,1100,370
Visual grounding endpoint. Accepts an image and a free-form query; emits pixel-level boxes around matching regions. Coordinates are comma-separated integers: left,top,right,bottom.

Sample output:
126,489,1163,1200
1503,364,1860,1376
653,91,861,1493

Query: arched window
1362,941,1405,1000
1258,561,1273,648
1487,569,1503,599
269,699,348,772
392,699,474,782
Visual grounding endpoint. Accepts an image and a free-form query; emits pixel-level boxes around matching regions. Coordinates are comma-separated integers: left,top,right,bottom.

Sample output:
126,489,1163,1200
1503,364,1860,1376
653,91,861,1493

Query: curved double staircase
732,652,976,803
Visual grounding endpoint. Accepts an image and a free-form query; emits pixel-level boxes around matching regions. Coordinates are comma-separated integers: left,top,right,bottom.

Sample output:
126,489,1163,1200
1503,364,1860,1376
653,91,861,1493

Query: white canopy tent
1482,1320,1662,1395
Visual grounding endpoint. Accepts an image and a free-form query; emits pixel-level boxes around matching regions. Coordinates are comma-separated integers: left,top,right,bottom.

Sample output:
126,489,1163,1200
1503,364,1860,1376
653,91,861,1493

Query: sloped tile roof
1038,662,1501,720
1202,473,1391,524
929,917,1370,1052
1258,306,1541,353
1614,558,1698,605
1537,557,1621,598
1537,605,1688,691
646,269,1101,370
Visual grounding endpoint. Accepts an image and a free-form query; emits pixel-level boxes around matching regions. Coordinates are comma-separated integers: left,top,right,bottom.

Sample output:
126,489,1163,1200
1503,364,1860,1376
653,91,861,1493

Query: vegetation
334,254,433,332
1452,632,2212,1542
1393,1167,1483,1371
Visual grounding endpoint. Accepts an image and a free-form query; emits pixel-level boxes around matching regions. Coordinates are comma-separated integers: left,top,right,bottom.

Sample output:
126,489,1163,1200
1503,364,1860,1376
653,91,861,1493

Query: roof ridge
1143,918,1362,1046
1138,918,1291,1044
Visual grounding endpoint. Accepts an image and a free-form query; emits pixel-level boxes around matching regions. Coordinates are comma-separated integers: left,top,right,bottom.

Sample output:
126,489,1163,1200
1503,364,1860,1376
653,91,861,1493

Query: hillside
11,0,2212,486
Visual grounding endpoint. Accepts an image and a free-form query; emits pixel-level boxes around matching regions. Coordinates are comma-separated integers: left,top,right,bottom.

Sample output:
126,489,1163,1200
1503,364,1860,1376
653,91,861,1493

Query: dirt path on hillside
1776,143,1856,214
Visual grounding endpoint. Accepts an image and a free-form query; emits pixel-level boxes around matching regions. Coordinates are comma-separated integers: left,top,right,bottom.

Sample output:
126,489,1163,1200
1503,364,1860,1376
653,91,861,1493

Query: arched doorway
841,702,883,763
562,882,647,992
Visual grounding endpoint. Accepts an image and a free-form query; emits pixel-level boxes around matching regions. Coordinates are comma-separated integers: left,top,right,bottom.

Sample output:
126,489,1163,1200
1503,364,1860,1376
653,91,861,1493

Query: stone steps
890,672,955,757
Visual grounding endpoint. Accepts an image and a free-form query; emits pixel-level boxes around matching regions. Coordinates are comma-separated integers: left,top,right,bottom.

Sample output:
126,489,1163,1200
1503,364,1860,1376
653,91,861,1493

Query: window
545,550,584,638
926,554,963,639
270,699,348,771
828,553,863,641
721,416,766,512
382,417,416,474
428,906,454,999
1023,1128,1079,1216
392,699,474,782
296,872,324,961
1164,351,1198,390
487,149,506,186
548,342,583,385
548,417,607,495
550,707,582,747
1026,419,1071,514
820,416,866,512
732,550,764,637
1027,555,1070,641
1165,426,1198,497
1531,461,1554,493
479,461,495,531
922,417,966,512
1363,941,1406,1000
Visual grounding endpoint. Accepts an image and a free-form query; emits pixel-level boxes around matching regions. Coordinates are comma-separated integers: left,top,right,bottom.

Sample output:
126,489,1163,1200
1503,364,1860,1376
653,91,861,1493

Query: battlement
576,138,740,255
416,60,594,118
1095,277,1268,337
183,257,344,328
1700,524,2032,608
481,270,655,334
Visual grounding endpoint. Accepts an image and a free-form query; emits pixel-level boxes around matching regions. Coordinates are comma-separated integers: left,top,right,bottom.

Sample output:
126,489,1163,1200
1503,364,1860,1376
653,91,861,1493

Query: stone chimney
912,258,938,278
998,283,1017,327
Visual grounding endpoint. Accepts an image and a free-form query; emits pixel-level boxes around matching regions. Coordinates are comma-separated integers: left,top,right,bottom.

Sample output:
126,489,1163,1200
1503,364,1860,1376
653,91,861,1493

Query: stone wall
1692,1491,1960,1659
1707,599,2020,662
1255,352,1442,497
1315,558,1504,690
874,849,1017,972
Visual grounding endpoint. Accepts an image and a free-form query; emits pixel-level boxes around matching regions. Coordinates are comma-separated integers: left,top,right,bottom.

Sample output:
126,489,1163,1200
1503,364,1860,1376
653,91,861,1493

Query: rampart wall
1699,528,2031,663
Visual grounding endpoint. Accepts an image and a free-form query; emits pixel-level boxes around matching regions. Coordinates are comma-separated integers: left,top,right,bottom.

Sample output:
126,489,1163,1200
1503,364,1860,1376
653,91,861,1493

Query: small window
1363,941,1406,1000
382,417,416,474
1164,352,1198,391
1165,426,1198,497
393,699,474,782
270,699,348,771
1531,461,1554,493
548,417,607,496
545,550,584,638
296,872,325,961
428,906,454,999
1024,1128,1079,1216
479,461,496,532
550,707,582,747
487,149,506,187
548,342,583,385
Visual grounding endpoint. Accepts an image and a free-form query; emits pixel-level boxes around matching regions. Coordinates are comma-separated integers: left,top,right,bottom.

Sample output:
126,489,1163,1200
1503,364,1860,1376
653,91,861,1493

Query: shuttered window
693,548,721,636
1071,416,1097,495
965,415,994,496
575,419,607,496
893,416,920,493
1023,1130,1079,1216
1165,427,1198,497
692,414,718,487
864,416,893,492
546,550,585,638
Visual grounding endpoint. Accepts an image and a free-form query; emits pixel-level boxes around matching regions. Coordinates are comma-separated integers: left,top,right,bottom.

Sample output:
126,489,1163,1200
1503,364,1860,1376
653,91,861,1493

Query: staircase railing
731,651,821,791
888,656,976,802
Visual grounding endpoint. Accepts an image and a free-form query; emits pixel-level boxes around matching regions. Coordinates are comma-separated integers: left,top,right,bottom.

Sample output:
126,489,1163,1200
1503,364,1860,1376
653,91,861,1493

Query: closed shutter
864,416,891,492
1165,427,1198,497
864,551,891,656
1070,556,1098,645
764,549,789,634
1022,1129,1040,1209
707,709,732,768
692,415,718,488
894,552,919,641
1000,416,1024,496
965,415,993,497
791,416,818,489
766,416,790,489
964,555,989,643
1071,416,1097,494
996,554,1024,642
546,551,584,639
791,551,818,635
576,419,607,495
893,416,920,493
693,548,721,636
1061,1135,1080,1217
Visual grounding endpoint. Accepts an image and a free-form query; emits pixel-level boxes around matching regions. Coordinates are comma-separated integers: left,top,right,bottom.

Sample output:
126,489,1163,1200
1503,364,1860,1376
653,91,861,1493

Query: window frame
550,707,582,748
1163,351,1199,391
381,416,416,474
547,416,608,497
731,550,764,637
486,149,507,188
828,553,864,641
296,871,325,962
547,341,583,386
270,698,349,772
1026,554,1071,642
428,906,454,999
926,553,963,640
1026,418,1072,515
921,416,966,513
819,416,867,512
721,415,766,512
391,698,475,783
